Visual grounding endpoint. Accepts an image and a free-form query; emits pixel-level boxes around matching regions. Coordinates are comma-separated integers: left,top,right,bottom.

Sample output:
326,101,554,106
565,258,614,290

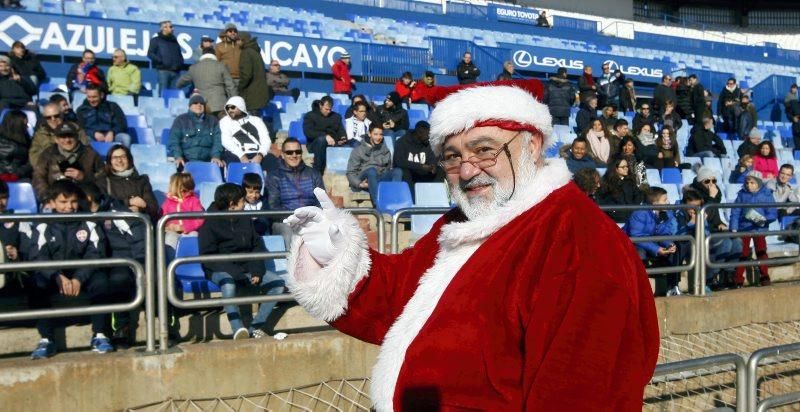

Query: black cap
54,122,78,137
201,35,213,42
556,67,568,77
424,70,435,78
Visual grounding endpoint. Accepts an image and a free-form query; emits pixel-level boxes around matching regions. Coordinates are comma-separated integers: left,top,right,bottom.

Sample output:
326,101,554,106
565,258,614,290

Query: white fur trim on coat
285,207,371,322
428,85,554,156
370,158,572,411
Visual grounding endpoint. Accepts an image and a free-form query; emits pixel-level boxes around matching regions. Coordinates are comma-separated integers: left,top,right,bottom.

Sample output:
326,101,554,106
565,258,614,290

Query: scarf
57,145,80,164
583,72,595,87
112,168,135,178
586,129,610,163
638,132,656,146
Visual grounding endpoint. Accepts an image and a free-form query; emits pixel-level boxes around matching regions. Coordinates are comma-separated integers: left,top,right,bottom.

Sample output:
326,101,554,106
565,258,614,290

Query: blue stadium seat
131,144,168,166
408,109,427,128
414,182,450,207
227,162,263,184
161,89,184,103
174,235,220,294
197,182,219,209
8,183,37,213
411,214,441,237
288,120,308,145
781,215,799,230
263,235,287,273
184,161,223,185
376,182,413,215
325,147,353,174
126,115,147,128
661,168,682,185
91,141,115,160
646,169,662,185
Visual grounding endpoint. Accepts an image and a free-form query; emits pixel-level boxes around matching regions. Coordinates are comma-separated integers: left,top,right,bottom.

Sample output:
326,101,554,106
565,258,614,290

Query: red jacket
332,60,352,94
411,82,435,104
394,80,413,100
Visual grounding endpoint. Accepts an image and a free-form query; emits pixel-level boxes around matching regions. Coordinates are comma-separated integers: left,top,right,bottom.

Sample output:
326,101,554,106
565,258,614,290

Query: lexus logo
603,60,619,72
513,50,533,68
0,16,43,48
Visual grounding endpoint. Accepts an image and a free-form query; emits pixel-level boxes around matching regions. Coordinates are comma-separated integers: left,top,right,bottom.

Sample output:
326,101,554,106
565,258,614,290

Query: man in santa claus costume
284,79,660,411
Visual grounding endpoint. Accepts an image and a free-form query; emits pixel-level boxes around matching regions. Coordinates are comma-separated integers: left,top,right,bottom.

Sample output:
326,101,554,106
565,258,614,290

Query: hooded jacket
346,138,393,188
198,204,266,280
215,32,242,79
219,96,271,158
266,159,324,210
147,32,184,71
624,209,677,257
237,32,269,111
169,110,223,161
375,93,409,132
730,185,777,232
543,77,576,119
393,131,437,179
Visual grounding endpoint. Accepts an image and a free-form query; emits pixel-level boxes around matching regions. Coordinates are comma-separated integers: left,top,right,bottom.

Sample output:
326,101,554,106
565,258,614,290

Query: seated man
219,96,273,170
0,55,37,111
375,91,409,140
303,95,348,173
267,138,325,246
344,101,372,143
32,122,103,200
392,121,441,189
737,128,761,158
76,84,131,147
768,163,800,217
560,137,596,173
26,180,114,359
49,94,79,123
346,124,402,203
266,60,300,102
169,95,224,167
30,102,90,166
66,49,106,95
686,117,727,158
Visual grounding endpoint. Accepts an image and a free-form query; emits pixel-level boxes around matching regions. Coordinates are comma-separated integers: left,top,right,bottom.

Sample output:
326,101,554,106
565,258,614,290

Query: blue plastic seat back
376,182,413,215
91,141,115,161
8,182,38,213
174,235,220,293
185,161,223,185
227,163,263,185
263,235,287,273
661,168,682,184
325,147,353,174
414,182,450,207
131,144,167,166
288,120,308,145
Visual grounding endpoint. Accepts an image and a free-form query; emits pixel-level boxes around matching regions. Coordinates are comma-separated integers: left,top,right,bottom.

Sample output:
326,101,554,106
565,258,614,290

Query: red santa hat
426,79,553,156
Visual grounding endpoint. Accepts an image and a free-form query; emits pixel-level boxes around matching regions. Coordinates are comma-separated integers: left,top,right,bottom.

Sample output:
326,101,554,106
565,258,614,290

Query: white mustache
460,175,496,191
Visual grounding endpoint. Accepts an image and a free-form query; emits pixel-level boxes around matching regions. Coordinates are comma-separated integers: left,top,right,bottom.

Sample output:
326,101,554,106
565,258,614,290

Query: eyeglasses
44,115,61,120
283,150,302,156
355,110,366,113
727,82,735,85
225,105,237,110
191,101,205,106
438,133,519,173
703,179,717,184
110,155,128,161
641,107,650,110
617,165,629,169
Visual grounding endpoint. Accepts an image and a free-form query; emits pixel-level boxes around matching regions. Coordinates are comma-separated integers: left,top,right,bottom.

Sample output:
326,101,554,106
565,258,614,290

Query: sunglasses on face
44,115,61,120
284,150,302,156
225,105,237,110
703,179,717,184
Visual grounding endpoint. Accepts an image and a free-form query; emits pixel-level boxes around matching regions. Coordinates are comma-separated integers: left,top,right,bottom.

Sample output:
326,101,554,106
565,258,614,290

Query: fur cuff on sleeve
286,207,371,322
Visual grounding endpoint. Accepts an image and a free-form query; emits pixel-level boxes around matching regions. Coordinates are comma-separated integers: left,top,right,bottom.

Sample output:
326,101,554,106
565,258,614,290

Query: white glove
283,188,344,266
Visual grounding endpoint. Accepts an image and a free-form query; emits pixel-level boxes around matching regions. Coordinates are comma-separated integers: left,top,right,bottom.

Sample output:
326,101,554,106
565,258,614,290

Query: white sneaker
666,286,682,297
233,327,250,340
251,329,267,339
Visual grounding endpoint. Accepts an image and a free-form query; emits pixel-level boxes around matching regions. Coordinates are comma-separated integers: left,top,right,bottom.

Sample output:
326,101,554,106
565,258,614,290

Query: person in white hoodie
219,96,273,170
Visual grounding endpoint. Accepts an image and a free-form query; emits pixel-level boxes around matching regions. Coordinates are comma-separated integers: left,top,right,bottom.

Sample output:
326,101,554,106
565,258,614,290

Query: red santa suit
286,80,660,411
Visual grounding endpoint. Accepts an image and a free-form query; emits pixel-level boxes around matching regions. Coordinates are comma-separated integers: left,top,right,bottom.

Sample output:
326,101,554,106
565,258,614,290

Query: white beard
448,150,538,221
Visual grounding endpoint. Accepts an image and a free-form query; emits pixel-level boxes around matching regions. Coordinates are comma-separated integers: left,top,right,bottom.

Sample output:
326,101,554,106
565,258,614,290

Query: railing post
156,217,170,351
696,205,706,296
144,216,156,353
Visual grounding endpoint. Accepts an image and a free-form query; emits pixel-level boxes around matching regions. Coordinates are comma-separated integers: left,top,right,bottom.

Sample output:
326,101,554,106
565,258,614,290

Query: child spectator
26,180,113,359
753,141,778,180
654,126,681,170
198,183,285,339
346,123,402,203
730,172,777,287
729,154,753,184
159,173,204,259
572,168,601,202
624,186,681,296
242,172,270,235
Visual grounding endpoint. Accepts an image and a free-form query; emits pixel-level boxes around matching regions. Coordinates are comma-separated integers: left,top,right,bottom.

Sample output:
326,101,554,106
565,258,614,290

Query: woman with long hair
0,110,32,182
95,144,159,221
618,136,649,188
655,126,681,169
597,156,644,223
753,140,779,180
582,118,611,165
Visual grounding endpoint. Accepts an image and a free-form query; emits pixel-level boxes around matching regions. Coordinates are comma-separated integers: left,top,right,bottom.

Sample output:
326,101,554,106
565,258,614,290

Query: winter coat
76,100,128,137
375,104,409,132
543,78,576,119
169,111,223,161
219,96,271,158
303,110,346,143
66,62,105,92
738,140,759,158
624,209,677,257
496,70,513,81
147,32,184,71
177,55,236,113
575,104,597,134
737,104,757,138
686,128,726,157
717,86,742,116
578,74,596,103
32,143,103,199
597,177,644,223
0,74,36,110
346,139,393,188
29,122,89,166
104,200,148,263
215,37,241,79
658,111,682,132
236,33,269,112
0,132,31,180
107,63,141,96
689,83,706,122
768,180,800,214
675,84,692,119
95,169,160,222
266,71,291,92
620,87,636,113
394,80,414,100
332,59,352,94
159,192,204,233
198,205,266,280
456,61,480,84
560,146,597,174
753,155,779,179
393,132,438,183
655,136,681,167
8,50,46,84
266,159,324,210
729,166,752,184
652,84,676,114
632,113,656,134
28,221,104,283
730,186,777,232
690,180,725,230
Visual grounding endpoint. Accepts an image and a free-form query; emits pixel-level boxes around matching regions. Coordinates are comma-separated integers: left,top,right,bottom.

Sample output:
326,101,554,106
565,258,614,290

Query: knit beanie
746,170,764,188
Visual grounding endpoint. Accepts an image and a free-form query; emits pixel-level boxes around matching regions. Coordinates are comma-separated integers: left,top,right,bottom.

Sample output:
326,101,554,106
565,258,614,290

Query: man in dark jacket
717,78,742,132
686,117,726,158
9,41,46,86
632,104,657,133
560,137,596,173
652,74,676,115
303,96,348,173
169,95,224,167
737,128,762,158
543,68,576,126
496,61,514,81
0,55,36,110
76,85,130,146
147,21,184,96
393,121,441,189
575,95,598,133
237,32,269,114
456,52,480,85
688,74,706,125
32,122,103,200
375,91,409,139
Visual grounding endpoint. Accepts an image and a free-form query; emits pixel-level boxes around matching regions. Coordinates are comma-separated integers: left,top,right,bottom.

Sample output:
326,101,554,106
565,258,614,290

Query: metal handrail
747,342,800,411
0,212,155,352
757,392,800,412
630,235,696,275
390,207,452,253
155,208,383,350
0,258,144,321
651,353,747,410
